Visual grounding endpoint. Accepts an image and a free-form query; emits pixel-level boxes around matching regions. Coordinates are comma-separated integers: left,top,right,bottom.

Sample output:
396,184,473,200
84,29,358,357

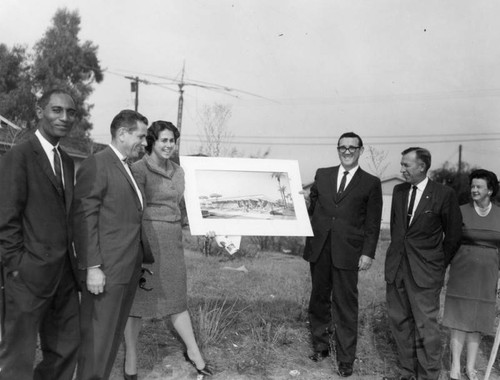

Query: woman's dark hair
469,169,499,198
145,120,180,154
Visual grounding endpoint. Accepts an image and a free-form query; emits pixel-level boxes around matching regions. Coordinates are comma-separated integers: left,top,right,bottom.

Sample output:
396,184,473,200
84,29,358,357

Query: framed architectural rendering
180,156,313,237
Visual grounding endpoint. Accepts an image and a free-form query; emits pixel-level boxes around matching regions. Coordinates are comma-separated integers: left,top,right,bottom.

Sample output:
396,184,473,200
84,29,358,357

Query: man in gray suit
383,147,462,380
73,110,148,380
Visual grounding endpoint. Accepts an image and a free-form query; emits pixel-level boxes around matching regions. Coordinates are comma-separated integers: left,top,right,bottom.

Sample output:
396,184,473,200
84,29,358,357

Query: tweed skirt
130,220,188,318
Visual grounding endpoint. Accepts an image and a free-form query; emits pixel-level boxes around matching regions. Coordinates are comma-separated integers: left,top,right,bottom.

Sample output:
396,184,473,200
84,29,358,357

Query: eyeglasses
337,146,360,153
139,267,153,291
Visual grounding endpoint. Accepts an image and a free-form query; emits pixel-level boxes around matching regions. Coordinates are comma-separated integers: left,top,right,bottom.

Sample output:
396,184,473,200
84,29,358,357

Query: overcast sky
2,0,500,183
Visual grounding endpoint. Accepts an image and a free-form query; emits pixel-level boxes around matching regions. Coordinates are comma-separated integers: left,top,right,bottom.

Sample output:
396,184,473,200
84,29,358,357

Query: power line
181,131,500,140
179,136,500,146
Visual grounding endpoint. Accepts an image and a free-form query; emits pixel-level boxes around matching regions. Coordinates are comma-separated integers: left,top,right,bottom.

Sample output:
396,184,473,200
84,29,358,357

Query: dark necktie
53,147,64,190
337,170,349,196
123,157,131,168
407,185,417,227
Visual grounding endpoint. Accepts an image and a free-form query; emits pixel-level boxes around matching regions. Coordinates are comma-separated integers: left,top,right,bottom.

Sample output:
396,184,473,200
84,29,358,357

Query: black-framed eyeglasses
139,268,153,291
337,146,360,153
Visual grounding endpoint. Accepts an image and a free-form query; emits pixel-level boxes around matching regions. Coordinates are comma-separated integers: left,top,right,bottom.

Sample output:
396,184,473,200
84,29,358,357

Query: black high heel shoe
183,351,214,376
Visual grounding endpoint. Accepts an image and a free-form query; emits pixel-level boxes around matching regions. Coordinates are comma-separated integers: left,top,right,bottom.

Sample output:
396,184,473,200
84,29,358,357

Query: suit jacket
0,135,76,298
72,146,144,284
384,180,462,288
303,166,383,270
131,156,187,264
131,155,187,223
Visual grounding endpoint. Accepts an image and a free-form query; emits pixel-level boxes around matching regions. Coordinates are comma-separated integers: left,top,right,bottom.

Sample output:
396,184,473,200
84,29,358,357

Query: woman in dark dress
442,169,500,380
123,121,212,379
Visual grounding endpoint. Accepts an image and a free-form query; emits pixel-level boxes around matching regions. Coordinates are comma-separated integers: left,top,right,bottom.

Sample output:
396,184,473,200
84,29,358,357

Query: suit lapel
399,183,411,230
145,155,175,179
61,151,73,214
330,166,340,202
337,168,362,202
31,137,65,199
107,149,143,208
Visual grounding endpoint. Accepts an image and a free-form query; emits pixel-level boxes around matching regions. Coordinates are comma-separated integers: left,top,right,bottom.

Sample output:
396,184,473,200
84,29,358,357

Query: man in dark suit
0,89,80,380
73,110,148,380
383,147,462,380
304,132,383,377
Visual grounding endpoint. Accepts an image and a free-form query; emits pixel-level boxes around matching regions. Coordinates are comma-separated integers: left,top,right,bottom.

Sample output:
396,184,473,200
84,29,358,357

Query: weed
192,297,244,350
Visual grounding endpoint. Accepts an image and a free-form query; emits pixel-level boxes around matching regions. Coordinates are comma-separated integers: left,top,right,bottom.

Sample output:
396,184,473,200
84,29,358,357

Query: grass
106,231,500,379
194,298,244,350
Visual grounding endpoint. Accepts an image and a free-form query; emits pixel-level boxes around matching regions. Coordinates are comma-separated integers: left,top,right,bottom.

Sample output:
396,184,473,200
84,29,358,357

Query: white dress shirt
408,177,429,225
337,165,360,192
35,129,65,187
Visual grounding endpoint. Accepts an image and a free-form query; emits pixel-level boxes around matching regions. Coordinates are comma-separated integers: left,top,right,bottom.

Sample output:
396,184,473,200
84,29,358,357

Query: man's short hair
402,147,432,172
338,132,363,147
37,88,76,109
110,110,148,138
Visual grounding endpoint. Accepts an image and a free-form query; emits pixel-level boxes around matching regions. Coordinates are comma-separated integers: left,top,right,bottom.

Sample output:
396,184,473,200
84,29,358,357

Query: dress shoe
338,361,353,377
463,367,478,380
308,350,329,362
183,351,214,376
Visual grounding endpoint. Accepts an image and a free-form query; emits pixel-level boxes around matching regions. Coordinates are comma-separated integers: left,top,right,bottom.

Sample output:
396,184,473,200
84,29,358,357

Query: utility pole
126,76,139,111
458,144,462,174
176,63,185,133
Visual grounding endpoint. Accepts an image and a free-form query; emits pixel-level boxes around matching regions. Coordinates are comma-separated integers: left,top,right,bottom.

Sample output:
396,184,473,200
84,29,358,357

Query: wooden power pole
176,64,185,133
126,76,140,111
458,144,462,174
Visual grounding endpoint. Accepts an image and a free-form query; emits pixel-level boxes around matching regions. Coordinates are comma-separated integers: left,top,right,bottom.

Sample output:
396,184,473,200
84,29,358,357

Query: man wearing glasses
304,132,383,377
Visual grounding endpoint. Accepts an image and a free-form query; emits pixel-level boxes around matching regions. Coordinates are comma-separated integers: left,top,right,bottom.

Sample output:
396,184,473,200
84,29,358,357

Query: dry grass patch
106,236,500,379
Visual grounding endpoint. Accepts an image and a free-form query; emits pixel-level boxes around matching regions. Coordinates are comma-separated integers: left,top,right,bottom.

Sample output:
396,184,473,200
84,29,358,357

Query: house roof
381,174,404,183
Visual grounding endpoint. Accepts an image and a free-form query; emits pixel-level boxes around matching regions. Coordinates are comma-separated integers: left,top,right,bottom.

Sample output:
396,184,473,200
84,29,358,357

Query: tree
33,8,103,153
0,44,37,141
271,172,288,207
196,103,237,157
364,145,389,178
0,8,103,153
430,161,475,204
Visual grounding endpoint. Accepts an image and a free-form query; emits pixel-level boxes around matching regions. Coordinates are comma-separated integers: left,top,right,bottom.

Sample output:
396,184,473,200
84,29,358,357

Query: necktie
337,171,349,196
407,185,417,227
53,147,64,190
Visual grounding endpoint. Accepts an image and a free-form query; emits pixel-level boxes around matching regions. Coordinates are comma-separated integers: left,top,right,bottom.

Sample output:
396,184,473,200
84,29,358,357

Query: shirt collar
340,165,359,175
35,129,59,154
109,143,126,162
413,177,429,191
